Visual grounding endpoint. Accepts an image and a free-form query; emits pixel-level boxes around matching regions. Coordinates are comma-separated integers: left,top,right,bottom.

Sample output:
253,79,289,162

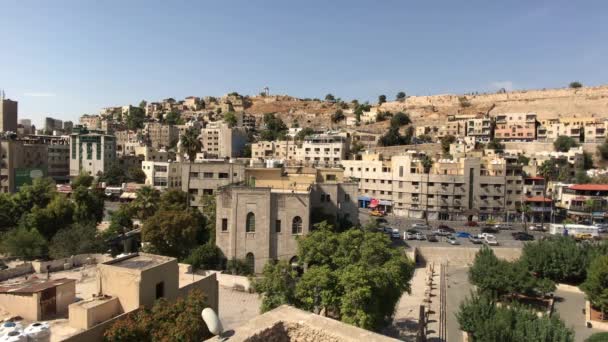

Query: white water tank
0,322,22,336
24,322,50,342
0,330,27,342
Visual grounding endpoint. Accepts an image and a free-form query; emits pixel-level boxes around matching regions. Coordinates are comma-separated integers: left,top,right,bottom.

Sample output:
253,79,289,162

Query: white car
593,224,608,233
391,228,401,239
404,230,418,240
484,235,499,246
411,223,429,230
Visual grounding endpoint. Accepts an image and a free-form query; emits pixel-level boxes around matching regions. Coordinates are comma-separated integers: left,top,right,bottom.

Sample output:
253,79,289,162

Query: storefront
358,196,371,208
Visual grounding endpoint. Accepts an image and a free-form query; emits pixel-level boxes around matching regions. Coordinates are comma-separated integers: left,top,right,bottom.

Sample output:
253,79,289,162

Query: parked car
574,233,595,241
427,234,439,242
495,223,513,230
456,231,471,238
405,229,418,240
391,228,401,239
512,232,534,241
529,224,546,232
437,224,455,232
484,235,499,246
465,221,478,227
593,223,608,233
446,236,460,245
383,226,393,233
433,228,452,236
481,227,499,234
469,236,483,244
478,233,495,239
370,210,385,217
415,232,426,240
411,223,429,230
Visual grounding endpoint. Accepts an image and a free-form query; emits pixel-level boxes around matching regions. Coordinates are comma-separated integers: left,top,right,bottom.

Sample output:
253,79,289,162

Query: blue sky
1,0,607,126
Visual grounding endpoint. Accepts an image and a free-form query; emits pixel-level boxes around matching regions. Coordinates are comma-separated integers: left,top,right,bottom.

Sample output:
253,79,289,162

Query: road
554,287,603,341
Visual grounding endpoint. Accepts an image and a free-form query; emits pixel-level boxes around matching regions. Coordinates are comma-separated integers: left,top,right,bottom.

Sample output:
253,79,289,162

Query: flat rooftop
0,278,75,294
102,253,175,270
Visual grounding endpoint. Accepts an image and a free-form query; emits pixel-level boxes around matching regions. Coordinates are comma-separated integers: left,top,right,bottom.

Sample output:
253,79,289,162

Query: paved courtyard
554,287,603,341
218,286,261,331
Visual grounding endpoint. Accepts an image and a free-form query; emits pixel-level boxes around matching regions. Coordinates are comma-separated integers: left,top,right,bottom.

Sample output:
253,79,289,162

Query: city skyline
2,0,608,126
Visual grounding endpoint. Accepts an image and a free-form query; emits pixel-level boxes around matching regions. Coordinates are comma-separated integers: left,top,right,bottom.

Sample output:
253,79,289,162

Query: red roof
524,196,552,203
568,184,608,191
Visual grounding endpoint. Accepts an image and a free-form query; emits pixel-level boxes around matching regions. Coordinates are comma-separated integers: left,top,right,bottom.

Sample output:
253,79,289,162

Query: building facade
215,167,358,273
144,122,179,149
200,122,248,159
465,118,492,142
494,113,537,141
0,139,49,193
0,95,18,133
69,127,116,178
142,161,182,189
181,161,247,209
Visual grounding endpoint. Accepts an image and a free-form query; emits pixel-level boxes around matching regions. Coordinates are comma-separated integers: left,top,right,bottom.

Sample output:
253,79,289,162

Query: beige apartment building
216,167,359,273
79,114,101,130
252,140,299,161
0,95,18,133
142,161,182,189
298,134,350,166
69,127,116,178
494,113,537,141
20,135,70,184
342,152,524,221
181,160,247,209
144,122,179,149
466,118,493,142
1,139,48,193
437,121,465,138
200,121,248,158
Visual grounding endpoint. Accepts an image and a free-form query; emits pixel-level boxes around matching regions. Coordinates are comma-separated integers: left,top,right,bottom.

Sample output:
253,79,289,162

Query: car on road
433,228,452,236
404,230,418,240
481,227,499,234
391,228,401,239
411,223,429,230
446,236,460,245
370,210,385,217
529,224,546,232
512,232,535,241
494,223,513,230
484,235,499,246
469,235,482,244
574,233,595,241
456,231,472,238
382,226,393,234
465,221,478,227
415,232,426,240
426,234,439,242
593,223,608,233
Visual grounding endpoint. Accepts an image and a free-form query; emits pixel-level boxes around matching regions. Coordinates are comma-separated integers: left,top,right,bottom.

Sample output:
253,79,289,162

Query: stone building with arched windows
215,166,358,273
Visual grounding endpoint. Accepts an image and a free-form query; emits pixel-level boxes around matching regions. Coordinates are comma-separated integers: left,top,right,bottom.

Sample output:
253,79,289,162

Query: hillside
242,85,608,130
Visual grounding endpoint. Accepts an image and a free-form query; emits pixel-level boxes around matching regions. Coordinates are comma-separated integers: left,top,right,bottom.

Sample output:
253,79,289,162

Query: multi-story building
115,130,141,156
44,117,63,135
200,121,247,159
342,152,524,221
18,119,33,135
79,114,101,130
297,134,349,167
181,160,247,209
537,122,585,142
494,113,537,141
0,138,48,193
584,121,608,143
144,122,179,149
69,126,116,178
141,161,182,190
437,121,465,138
0,93,18,133
215,166,359,273
63,121,73,134
184,96,202,111
252,140,298,162
555,184,608,223
465,118,492,142
19,135,70,184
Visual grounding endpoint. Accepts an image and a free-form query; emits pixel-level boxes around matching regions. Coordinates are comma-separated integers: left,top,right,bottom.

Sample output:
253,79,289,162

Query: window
245,253,255,273
292,216,303,234
221,218,228,232
399,166,403,177
344,194,350,202
326,174,336,181
155,282,164,299
203,172,214,178
246,212,255,232
218,173,229,179
325,194,331,202
276,220,281,233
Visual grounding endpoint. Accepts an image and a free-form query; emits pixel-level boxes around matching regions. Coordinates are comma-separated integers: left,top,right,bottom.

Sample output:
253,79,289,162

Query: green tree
440,135,456,154
226,258,253,276
521,236,591,283
184,243,224,271
72,186,105,223
583,151,594,170
126,107,146,130
486,139,505,152
553,136,579,152
138,100,147,109
331,109,345,123
390,112,411,127
131,186,161,220
581,255,608,318
458,96,471,107
72,172,94,188
598,138,608,161
0,226,47,260
0,193,18,231
569,81,583,89
586,333,608,342
223,111,237,128
49,222,105,259
104,205,134,238
375,111,391,122
13,178,56,214
98,164,126,186
416,134,433,143
164,111,183,125
324,94,335,102
296,127,315,140
517,154,530,166
378,94,386,105
20,195,74,240
396,92,406,101
575,170,591,184
252,260,298,313
180,127,202,162
142,210,201,259
126,167,146,183
260,113,288,141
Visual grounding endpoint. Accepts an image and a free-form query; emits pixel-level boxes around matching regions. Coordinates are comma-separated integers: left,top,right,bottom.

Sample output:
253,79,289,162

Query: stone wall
0,263,34,281
416,246,522,266
31,253,112,273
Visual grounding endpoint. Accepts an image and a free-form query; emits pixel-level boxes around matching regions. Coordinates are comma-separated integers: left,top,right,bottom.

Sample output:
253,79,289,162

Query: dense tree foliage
131,186,161,220
0,226,47,260
223,111,237,127
379,126,414,147
104,289,210,342
396,91,406,101
569,81,583,89
457,292,574,342
440,135,456,154
184,243,224,271
49,223,105,259
260,113,288,141
142,209,203,259
324,94,335,102
125,106,146,130
539,157,571,182
378,94,386,105
586,333,608,342
581,255,608,317
486,139,505,152
390,112,411,127
331,109,345,123
252,222,415,331
554,136,579,152
180,127,202,162
598,138,608,161
164,111,183,125
72,172,94,189
296,127,315,140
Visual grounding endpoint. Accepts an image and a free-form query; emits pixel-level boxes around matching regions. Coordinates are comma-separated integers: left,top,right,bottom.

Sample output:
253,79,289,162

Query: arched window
292,216,303,235
246,212,255,232
245,252,255,274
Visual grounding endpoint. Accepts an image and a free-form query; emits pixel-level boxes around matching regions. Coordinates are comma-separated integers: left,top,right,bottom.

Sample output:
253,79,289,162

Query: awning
358,196,371,201
369,198,379,208
379,200,393,206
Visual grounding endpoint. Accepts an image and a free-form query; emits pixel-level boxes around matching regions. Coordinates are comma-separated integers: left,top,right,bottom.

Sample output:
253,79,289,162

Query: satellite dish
202,308,224,336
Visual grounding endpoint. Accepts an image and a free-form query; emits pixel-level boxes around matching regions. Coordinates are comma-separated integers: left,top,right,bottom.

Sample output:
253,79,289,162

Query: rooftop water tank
0,330,27,342
24,322,50,342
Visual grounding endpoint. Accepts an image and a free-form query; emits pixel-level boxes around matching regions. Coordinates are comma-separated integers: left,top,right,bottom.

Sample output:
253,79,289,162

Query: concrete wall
139,259,179,308
63,308,140,342
56,281,77,316
416,246,522,266
31,253,111,273
97,265,141,312
0,292,39,321
0,263,34,281
203,270,252,292
68,297,121,330
177,272,219,314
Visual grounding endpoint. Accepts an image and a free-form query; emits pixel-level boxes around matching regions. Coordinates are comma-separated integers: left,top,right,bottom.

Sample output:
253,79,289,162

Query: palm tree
181,127,202,162
132,186,160,220
420,155,434,224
